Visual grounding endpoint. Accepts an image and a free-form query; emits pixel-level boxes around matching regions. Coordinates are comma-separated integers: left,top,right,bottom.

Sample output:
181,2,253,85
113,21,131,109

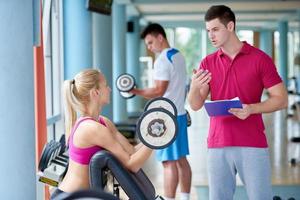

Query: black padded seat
89,150,156,200
53,189,119,200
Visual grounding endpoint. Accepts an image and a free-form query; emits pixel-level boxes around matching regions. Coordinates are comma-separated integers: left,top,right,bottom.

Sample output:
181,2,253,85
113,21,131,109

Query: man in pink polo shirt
188,5,288,200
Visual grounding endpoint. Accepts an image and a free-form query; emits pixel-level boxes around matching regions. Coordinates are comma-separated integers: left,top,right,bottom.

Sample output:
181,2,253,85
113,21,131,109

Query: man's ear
227,21,235,32
157,34,164,42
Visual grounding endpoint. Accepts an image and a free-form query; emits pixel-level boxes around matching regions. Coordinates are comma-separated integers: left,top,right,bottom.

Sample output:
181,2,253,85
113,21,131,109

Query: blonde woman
51,69,152,199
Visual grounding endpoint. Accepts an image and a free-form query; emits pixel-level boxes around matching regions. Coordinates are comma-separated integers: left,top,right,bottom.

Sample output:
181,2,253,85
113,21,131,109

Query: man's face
144,34,162,54
206,18,232,48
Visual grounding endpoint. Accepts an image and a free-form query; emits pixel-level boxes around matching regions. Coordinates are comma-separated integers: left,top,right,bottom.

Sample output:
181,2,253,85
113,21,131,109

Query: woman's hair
205,5,236,30
63,69,101,142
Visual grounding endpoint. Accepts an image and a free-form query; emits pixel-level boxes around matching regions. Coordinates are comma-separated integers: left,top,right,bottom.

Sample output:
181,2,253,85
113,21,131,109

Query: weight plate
38,143,50,171
120,91,135,99
44,143,58,170
51,142,62,162
116,73,135,92
59,134,66,154
186,109,192,127
136,108,178,149
144,97,177,116
39,140,55,172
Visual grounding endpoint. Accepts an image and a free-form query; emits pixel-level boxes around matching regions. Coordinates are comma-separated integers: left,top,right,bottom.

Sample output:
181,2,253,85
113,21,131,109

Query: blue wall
63,0,92,80
0,1,36,199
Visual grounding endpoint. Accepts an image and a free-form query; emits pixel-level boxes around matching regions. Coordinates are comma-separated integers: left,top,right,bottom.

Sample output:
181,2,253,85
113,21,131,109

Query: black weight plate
43,143,58,171
39,140,55,172
56,156,68,163
51,142,62,162
144,97,177,117
59,134,66,154
186,109,192,127
38,143,50,171
116,73,135,92
136,108,178,149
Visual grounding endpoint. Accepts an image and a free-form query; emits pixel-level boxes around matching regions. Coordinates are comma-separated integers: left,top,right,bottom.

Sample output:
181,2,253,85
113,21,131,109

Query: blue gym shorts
155,113,190,162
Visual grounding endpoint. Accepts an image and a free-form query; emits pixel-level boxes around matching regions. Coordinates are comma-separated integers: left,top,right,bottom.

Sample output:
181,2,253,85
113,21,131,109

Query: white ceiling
118,0,300,30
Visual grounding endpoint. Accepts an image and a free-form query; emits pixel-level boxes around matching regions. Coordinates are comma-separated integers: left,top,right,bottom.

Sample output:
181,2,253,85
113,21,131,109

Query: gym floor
142,104,300,200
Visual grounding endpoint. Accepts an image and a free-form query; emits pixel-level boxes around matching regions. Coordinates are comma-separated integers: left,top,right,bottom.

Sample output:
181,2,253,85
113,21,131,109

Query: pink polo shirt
199,42,282,148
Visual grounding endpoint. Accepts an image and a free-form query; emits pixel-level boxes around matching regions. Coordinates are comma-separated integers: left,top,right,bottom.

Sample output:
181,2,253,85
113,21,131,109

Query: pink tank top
69,116,105,165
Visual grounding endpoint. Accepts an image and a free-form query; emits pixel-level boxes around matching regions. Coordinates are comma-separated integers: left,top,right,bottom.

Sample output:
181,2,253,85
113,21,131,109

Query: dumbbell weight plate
116,73,135,92
44,142,60,171
39,140,56,172
39,141,62,172
51,142,63,163
59,134,66,155
144,97,177,117
38,142,51,171
137,108,178,149
120,91,135,99
186,109,192,127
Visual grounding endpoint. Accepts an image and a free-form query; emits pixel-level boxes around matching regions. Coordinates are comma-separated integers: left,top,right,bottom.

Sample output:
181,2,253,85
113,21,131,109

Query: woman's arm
134,142,143,152
102,117,135,154
90,121,152,173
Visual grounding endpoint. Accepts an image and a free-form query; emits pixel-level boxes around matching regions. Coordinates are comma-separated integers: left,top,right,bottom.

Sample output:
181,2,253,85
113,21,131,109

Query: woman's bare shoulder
75,119,110,141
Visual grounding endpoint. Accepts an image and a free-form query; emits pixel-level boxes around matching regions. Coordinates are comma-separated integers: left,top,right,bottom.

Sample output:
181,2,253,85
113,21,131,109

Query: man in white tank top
130,23,192,200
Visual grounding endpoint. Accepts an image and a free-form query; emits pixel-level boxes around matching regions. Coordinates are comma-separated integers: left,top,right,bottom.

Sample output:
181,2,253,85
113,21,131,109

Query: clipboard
204,97,242,116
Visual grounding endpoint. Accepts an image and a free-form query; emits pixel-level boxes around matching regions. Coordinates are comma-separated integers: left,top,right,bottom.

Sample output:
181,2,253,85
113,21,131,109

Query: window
43,0,64,141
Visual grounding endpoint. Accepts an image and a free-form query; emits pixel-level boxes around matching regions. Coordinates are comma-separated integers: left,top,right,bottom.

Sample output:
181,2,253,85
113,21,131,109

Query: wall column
0,1,36,199
260,30,273,57
126,16,143,116
63,0,92,80
92,13,113,119
112,3,127,122
278,21,288,85
253,31,260,48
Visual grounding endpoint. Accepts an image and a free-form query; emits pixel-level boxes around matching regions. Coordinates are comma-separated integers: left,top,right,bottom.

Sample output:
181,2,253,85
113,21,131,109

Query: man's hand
188,68,211,111
190,69,211,91
229,104,253,120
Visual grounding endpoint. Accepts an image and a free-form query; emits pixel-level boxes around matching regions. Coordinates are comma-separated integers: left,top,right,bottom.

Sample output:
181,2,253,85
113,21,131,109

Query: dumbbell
116,73,136,99
136,97,178,149
38,138,69,187
38,140,61,172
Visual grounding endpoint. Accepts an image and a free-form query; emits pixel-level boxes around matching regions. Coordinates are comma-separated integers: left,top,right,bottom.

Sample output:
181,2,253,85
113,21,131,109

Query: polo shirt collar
217,41,251,57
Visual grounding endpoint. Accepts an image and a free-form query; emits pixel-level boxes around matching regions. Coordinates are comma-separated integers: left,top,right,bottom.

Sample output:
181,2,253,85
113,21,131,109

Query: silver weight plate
144,97,177,116
137,108,178,149
120,91,135,99
116,73,135,92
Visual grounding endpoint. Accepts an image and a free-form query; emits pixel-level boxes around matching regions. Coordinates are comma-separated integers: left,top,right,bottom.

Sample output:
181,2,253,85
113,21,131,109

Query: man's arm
187,69,211,111
229,82,288,120
130,80,168,99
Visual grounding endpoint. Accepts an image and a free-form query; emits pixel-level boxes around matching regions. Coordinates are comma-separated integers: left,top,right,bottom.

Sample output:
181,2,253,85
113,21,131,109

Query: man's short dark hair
141,23,167,39
205,5,236,28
